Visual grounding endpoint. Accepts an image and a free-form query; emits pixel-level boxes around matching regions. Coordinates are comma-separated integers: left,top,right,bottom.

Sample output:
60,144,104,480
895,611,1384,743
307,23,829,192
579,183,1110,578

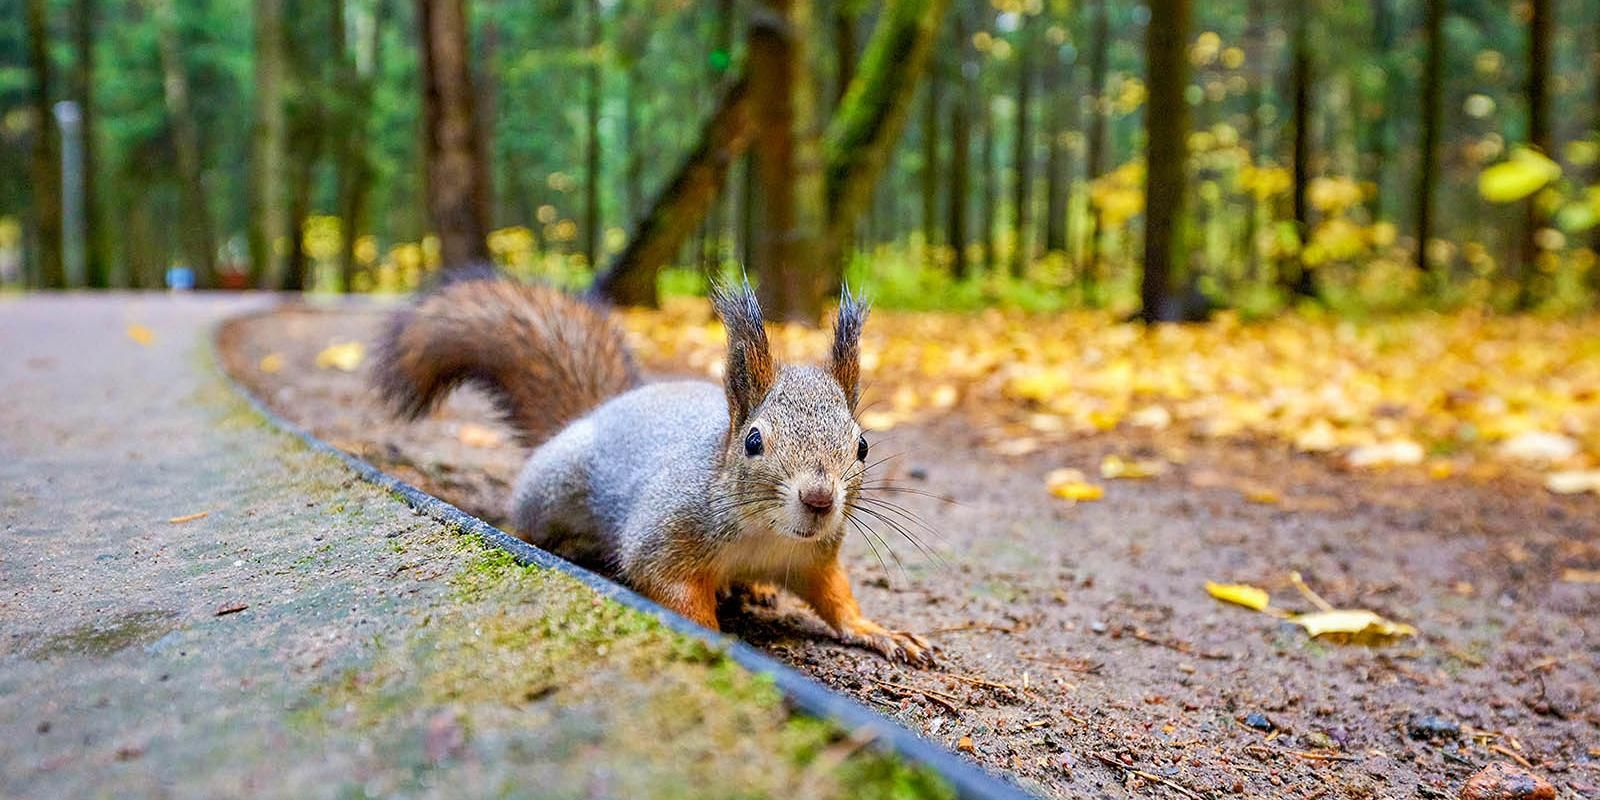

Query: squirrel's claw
840,618,936,667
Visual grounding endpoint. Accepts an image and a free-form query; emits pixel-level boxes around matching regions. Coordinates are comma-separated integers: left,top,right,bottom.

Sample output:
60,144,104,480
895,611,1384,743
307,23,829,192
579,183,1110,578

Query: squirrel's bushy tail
373,273,640,446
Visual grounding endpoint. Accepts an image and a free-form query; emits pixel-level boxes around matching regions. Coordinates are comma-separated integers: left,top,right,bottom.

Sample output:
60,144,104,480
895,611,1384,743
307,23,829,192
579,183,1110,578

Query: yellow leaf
1478,147,1561,204
1046,469,1104,502
259,353,285,374
1205,581,1271,611
315,341,366,372
126,324,154,345
1291,610,1417,646
1243,487,1280,505
1559,568,1600,584
1100,454,1164,480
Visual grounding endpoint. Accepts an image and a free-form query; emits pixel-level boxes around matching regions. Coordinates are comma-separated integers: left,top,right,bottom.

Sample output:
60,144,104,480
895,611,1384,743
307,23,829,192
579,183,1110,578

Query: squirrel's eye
744,427,763,457
856,434,869,462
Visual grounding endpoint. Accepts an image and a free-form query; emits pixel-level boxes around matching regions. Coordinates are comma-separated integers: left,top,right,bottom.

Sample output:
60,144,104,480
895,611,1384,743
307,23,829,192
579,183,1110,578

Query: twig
1130,628,1232,661
868,677,962,714
1487,744,1533,769
1289,571,1336,612
1246,744,1361,763
944,673,1016,692
929,621,1017,635
1092,752,1208,800
167,510,210,524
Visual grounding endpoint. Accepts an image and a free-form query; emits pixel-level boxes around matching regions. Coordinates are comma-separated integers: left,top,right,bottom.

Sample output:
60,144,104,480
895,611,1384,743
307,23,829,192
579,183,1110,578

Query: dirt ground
219,305,1600,799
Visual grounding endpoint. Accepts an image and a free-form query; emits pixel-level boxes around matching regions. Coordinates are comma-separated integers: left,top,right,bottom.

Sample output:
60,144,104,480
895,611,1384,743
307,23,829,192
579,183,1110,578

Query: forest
4,0,1600,321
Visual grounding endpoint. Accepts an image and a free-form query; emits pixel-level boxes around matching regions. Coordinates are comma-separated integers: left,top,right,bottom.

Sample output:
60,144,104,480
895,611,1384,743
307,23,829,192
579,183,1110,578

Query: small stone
1458,762,1555,800
1242,712,1275,732
1407,713,1461,741
1303,731,1337,750
908,467,929,481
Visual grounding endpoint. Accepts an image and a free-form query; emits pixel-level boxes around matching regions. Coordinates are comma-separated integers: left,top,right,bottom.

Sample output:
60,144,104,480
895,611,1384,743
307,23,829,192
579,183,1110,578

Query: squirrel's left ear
829,287,869,409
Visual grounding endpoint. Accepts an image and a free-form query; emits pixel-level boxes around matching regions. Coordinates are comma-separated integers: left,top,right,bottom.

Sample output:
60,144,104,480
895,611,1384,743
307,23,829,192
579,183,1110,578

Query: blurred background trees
3,0,1600,320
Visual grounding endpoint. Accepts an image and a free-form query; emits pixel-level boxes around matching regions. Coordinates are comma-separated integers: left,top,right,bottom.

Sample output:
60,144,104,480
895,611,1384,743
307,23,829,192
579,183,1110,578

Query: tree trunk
1080,0,1109,301
1043,24,1069,257
920,60,940,263
833,3,857,109
1141,0,1190,322
1414,0,1443,275
73,0,107,287
981,94,998,272
623,60,644,227
249,0,287,288
337,0,387,292
947,4,970,279
1365,0,1393,224
751,0,826,322
417,0,491,268
26,0,64,289
590,74,758,305
1517,0,1550,310
151,0,217,288
1287,0,1316,299
1243,0,1266,284
583,0,603,270
1010,12,1035,278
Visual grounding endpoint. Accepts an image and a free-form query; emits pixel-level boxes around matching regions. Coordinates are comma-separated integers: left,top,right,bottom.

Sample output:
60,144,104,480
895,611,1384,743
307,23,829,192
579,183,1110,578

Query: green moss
27,610,178,660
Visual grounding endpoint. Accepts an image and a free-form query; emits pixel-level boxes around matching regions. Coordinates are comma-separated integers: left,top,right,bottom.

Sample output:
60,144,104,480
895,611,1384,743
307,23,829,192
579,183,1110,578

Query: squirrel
372,272,932,665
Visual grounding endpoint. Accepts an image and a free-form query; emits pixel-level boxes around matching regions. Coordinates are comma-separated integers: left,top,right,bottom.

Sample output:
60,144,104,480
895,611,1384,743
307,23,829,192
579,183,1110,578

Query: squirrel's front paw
839,617,934,667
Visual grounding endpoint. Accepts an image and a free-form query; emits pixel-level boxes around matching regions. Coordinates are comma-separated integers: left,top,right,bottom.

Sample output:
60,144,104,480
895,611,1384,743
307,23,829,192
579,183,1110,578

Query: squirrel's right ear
712,279,775,427
829,287,869,409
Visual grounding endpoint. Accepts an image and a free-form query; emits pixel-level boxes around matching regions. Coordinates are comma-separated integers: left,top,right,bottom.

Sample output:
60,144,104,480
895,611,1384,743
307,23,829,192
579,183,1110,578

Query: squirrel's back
372,274,640,446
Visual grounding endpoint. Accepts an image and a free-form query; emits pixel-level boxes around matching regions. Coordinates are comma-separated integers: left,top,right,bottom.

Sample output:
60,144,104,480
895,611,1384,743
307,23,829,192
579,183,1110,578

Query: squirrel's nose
799,485,834,514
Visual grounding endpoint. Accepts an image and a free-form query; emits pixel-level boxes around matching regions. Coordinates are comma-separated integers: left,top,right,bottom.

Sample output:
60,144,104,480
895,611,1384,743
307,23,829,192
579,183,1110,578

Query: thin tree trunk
1010,12,1035,278
981,96,998,272
920,64,940,262
151,0,217,288
623,61,644,227
1141,0,1190,322
1365,0,1393,224
947,5,970,279
1287,0,1316,299
833,3,857,109
249,0,287,288
282,127,317,292
1243,0,1266,284
1414,0,1443,275
26,0,64,289
1517,0,1550,310
1081,0,1109,301
583,0,603,270
751,0,826,321
74,0,107,287
338,0,387,292
1043,27,1068,257
417,0,491,268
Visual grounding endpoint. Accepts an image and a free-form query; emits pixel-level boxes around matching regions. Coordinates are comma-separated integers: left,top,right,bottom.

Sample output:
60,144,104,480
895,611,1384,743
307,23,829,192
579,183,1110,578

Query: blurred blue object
166,266,195,291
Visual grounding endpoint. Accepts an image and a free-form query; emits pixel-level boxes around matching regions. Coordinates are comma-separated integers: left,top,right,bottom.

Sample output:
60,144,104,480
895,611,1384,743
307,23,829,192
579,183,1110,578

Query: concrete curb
212,310,1036,800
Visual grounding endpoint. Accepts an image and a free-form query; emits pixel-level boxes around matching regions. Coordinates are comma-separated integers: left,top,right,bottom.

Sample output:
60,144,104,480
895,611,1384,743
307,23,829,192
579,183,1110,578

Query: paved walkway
0,294,948,799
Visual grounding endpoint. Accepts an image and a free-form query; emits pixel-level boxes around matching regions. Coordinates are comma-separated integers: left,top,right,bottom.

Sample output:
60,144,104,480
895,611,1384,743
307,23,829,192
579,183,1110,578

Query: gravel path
220,303,1600,799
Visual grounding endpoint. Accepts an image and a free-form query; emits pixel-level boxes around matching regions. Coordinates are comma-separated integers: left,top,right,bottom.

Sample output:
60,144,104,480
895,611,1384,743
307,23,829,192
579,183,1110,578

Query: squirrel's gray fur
373,273,931,664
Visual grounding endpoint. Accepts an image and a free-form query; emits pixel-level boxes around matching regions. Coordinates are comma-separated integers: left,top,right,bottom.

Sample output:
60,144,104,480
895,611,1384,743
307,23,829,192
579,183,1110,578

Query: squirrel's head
712,280,868,542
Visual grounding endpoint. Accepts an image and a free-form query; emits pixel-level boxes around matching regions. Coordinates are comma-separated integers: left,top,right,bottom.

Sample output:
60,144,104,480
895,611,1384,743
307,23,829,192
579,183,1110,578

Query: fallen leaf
956,736,975,753
457,422,505,449
315,341,366,372
1205,581,1271,611
1046,469,1104,502
1100,454,1165,480
992,437,1040,457
126,324,154,345
1559,568,1600,584
1291,609,1417,646
1499,431,1579,463
1478,147,1562,204
1545,470,1600,495
167,511,210,524
213,602,249,617
1243,487,1280,505
1346,440,1424,468
258,353,285,374
1294,419,1340,453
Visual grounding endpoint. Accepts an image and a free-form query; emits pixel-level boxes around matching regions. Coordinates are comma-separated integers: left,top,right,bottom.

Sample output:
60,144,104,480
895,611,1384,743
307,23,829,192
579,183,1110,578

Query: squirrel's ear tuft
829,286,869,409
712,278,776,427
